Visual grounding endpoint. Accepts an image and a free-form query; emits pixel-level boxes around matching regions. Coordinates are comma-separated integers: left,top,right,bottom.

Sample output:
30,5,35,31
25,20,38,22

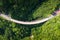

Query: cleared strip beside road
0,14,54,25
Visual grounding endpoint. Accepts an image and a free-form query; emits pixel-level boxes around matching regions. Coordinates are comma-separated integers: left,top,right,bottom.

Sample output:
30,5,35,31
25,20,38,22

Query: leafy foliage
0,0,60,40
31,16,60,40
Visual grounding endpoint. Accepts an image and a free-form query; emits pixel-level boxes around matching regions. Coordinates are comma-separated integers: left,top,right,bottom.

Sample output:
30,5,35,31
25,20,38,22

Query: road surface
0,10,60,25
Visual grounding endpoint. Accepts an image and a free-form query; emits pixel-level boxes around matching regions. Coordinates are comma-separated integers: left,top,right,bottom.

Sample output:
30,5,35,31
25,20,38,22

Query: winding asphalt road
0,10,60,25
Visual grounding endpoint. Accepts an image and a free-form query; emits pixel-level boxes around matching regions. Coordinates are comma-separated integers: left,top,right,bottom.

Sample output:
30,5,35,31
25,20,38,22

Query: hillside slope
0,0,60,40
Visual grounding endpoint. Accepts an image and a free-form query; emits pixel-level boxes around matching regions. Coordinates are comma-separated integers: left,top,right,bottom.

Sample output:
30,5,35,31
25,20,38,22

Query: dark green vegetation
0,0,60,40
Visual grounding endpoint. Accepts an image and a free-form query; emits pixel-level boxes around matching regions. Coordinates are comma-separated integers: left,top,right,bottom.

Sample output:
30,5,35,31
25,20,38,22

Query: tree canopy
0,0,60,40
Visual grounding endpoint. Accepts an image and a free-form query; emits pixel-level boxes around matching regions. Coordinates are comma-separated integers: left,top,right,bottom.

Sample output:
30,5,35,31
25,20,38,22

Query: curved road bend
0,10,60,25
0,14,54,25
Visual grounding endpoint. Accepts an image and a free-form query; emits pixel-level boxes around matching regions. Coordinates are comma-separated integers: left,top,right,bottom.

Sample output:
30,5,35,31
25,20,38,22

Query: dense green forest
0,0,60,40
